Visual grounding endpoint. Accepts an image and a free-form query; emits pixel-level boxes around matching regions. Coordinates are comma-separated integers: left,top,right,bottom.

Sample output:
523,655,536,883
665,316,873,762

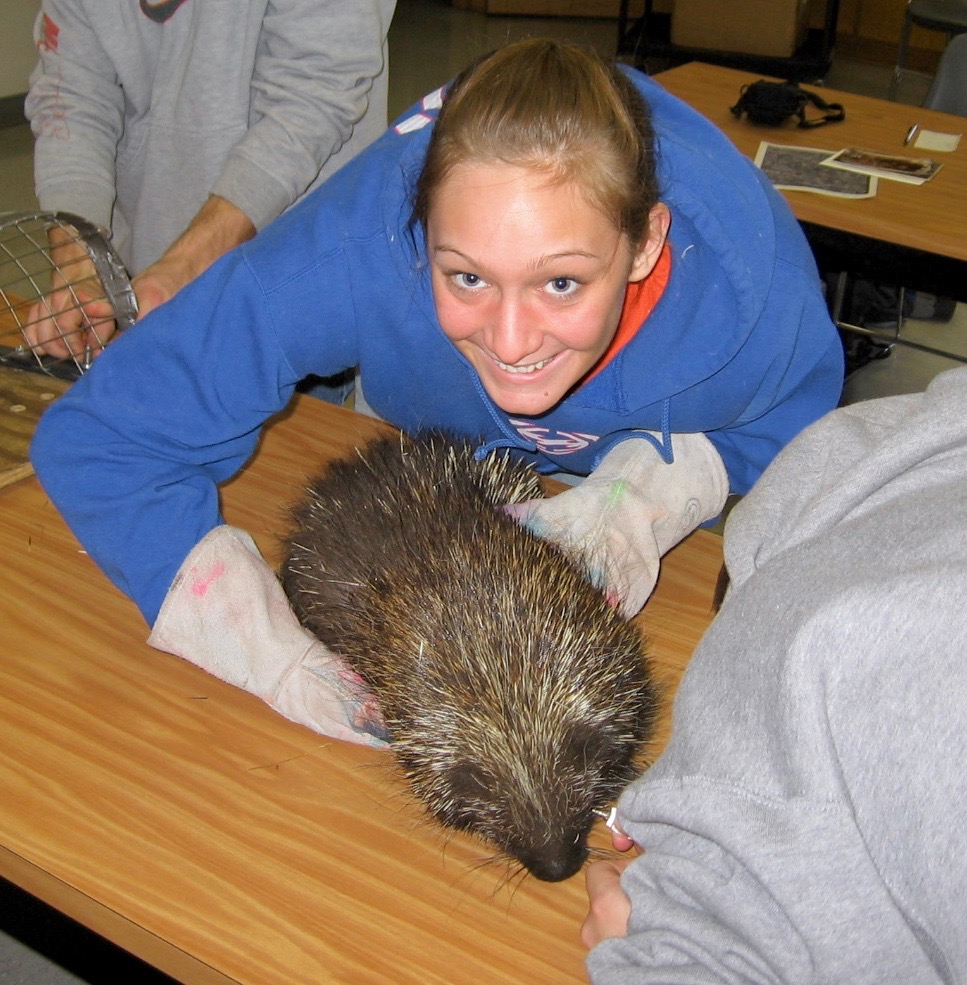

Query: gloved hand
506,433,729,618
147,525,388,747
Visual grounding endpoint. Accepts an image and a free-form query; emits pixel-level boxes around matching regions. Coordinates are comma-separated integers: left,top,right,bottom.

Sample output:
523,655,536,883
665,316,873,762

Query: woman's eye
547,277,578,296
453,272,484,289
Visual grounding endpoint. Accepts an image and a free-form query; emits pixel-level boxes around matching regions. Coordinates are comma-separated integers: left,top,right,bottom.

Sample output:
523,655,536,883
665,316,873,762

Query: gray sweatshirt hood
725,366,967,593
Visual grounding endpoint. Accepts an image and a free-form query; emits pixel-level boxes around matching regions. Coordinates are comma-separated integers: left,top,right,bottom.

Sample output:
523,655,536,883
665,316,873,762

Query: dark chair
923,31,967,113
890,0,967,100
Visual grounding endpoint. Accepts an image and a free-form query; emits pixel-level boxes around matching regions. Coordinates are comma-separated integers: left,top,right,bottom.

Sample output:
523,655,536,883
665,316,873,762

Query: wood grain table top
0,395,724,984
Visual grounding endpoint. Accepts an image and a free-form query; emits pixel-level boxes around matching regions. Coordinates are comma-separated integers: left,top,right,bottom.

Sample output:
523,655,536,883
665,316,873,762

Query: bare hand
22,227,117,360
581,857,634,949
25,194,255,362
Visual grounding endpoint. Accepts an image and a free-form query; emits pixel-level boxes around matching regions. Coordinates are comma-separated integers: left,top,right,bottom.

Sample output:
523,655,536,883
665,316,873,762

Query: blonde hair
413,39,659,245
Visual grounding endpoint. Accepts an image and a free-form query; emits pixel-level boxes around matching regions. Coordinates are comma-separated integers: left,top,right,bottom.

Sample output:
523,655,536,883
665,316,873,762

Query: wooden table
0,395,723,984
654,62,967,304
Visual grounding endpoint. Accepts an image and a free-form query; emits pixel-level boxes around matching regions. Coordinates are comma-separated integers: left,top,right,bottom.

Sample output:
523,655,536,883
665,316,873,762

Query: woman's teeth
493,355,552,374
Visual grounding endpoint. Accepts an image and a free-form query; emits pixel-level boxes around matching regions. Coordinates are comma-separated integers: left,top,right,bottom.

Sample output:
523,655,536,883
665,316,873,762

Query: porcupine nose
518,840,589,882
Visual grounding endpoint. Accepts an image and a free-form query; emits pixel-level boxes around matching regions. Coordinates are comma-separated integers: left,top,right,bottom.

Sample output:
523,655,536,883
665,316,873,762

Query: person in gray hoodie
583,365,967,984
24,0,394,400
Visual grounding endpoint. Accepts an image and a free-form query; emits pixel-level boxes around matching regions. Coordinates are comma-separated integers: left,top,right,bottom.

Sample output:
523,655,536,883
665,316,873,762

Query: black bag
730,80,845,128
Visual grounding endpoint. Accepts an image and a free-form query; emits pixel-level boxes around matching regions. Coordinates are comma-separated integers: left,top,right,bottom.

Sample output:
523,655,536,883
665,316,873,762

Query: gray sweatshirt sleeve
26,1,125,231
588,367,967,984
212,0,395,230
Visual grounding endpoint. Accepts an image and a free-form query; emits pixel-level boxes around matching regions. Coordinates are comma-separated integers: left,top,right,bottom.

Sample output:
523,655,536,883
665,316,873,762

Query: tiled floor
0,1,963,981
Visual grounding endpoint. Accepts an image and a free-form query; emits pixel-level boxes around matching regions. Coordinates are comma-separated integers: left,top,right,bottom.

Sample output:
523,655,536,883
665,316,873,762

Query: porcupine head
282,432,657,883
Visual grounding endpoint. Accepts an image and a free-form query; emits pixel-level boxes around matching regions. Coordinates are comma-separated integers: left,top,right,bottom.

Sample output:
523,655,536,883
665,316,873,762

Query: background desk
0,396,723,984
654,61,967,304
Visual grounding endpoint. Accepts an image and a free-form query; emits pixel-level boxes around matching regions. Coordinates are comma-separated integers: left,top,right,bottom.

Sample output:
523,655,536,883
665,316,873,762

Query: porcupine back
281,430,656,882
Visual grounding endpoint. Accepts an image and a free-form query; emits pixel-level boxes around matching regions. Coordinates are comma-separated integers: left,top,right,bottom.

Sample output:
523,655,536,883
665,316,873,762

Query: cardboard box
671,0,809,58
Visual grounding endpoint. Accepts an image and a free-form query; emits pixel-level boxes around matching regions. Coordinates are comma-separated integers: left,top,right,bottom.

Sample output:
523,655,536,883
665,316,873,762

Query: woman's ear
628,203,671,282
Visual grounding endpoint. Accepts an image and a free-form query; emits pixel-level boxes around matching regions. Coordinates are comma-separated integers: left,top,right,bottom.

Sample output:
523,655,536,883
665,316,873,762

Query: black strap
798,87,845,129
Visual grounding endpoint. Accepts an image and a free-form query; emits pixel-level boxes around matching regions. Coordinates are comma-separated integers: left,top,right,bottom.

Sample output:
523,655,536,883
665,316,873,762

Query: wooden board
0,291,72,486
0,365,69,488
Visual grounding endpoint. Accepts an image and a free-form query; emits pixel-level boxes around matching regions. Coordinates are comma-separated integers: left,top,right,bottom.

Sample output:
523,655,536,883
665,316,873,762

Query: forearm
132,195,257,316
708,281,844,496
31,388,228,625
157,195,256,278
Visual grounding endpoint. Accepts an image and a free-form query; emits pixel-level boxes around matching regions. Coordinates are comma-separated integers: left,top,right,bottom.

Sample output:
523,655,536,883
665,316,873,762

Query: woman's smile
491,351,559,376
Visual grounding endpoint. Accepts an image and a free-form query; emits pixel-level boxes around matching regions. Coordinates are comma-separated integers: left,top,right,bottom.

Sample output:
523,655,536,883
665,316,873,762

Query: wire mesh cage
0,211,138,381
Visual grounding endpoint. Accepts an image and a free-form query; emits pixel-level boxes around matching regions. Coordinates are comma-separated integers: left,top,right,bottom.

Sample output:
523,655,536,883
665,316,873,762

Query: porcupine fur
280,430,656,882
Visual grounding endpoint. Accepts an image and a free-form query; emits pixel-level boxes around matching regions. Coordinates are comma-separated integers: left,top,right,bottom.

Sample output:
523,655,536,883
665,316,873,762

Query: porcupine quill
280,430,657,882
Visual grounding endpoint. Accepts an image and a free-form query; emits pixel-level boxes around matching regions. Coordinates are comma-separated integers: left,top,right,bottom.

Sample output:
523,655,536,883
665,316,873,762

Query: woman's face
427,161,665,416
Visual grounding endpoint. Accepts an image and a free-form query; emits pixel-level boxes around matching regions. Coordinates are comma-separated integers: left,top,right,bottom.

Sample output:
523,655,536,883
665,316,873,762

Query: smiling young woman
31,38,843,745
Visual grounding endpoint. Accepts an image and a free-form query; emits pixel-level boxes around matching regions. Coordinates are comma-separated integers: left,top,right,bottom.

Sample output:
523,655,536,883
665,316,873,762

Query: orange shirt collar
585,241,672,383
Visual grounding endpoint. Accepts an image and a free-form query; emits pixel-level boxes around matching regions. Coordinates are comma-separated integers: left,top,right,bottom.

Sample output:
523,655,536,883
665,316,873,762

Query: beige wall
0,1,39,99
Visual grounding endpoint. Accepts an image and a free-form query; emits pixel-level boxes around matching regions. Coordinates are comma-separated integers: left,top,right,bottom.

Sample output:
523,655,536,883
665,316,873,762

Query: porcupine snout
416,755,598,882
407,708,647,883
472,777,593,882
504,741,642,882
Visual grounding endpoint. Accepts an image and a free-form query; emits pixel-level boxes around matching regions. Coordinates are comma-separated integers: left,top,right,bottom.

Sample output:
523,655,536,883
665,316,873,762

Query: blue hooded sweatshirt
30,70,843,624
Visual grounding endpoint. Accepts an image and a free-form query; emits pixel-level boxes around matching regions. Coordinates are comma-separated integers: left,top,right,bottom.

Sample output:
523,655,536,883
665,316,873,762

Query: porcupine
280,430,656,882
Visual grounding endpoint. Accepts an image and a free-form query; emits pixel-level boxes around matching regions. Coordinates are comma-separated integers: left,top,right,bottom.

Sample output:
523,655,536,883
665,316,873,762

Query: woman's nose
486,295,542,366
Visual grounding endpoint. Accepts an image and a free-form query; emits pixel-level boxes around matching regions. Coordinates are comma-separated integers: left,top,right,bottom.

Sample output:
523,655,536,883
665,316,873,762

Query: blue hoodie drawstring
469,373,538,462
590,398,675,469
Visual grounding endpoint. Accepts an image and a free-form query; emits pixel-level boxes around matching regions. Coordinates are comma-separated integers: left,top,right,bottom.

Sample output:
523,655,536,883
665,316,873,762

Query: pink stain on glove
189,561,227,598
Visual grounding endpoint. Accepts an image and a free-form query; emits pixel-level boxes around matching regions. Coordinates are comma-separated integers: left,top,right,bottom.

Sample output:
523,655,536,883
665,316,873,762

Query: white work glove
147,525,388,747
506,433,729,618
